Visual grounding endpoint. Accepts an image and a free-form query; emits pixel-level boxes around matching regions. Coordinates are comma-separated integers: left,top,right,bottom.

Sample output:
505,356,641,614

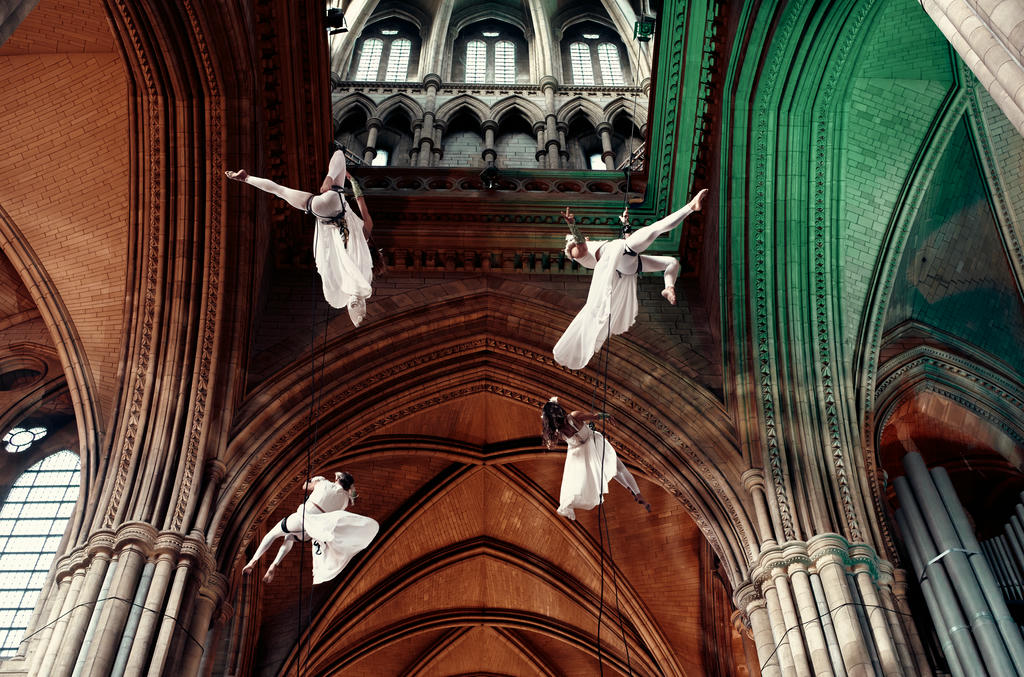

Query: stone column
48,531,114,677
32,555,84,676
807,535,873,677
596,122,615,170
481,119,498,167
361,118,382,165
123,533,182,675
78,523,156,676
540,76,562,169
24,560,73,671
742,469,778,547
147,535,212,675
417,75,441,167
785,553,833,675
180,574,228,676
889,567,933,676
848,548,903,675
736,584,781,677
919,0,1024,136
533,121,547,167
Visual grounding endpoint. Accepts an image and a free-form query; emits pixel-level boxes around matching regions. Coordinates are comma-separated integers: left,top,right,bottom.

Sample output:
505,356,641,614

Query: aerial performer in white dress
553,189,709,369
242,472,379,584
541,397,650,520
226,149,381,326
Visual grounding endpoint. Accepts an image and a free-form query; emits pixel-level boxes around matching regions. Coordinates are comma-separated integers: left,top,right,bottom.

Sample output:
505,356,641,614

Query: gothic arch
490,95,545,129
375,92,425,124
435,94,490,125
557,96,605,128
213,278,755,586
605,96,648,130
332,92,376,126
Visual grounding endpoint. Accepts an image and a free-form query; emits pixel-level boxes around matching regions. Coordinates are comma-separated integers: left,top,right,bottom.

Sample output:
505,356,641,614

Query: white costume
557,420,641,520
553,239,639,370
230,150,374,326
245,475,379,585
295,478,379,585
553,201,700,369
311,196,373,326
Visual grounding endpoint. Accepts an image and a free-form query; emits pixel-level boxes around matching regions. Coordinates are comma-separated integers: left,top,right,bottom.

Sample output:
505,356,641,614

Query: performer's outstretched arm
350,174,374,238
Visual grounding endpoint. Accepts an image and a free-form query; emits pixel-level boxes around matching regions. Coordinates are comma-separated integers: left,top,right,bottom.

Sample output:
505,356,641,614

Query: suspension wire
758,599,917,672
588,314,634,676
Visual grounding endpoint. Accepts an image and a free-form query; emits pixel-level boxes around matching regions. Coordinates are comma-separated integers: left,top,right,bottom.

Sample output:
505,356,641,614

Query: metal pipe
931,464,1024,672
903,453,1016,674
895,478,980,677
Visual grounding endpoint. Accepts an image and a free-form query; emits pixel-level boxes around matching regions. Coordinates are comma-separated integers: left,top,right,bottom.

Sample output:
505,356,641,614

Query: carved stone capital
114,521,159,556
154,532,184,559
741,468,766,492
87,529,116,558
539,75,558,91
204,459,227,485
421,73,442,91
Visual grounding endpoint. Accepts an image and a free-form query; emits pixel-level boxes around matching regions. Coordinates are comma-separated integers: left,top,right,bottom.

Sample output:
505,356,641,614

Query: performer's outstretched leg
623,189,708,253
242,512,306,575
226,170,313,212
613,459,651,512
639,254,681,305
263,537,298,583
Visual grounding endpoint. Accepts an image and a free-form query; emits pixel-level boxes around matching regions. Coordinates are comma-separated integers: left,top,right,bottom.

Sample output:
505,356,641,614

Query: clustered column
919,0,1024,136
21,525,227,676
893,451,1024,676
415,74,443,167
738,535,929,677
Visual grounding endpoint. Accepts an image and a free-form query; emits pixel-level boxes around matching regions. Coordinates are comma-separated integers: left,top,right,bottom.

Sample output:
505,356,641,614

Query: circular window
3,426,48,453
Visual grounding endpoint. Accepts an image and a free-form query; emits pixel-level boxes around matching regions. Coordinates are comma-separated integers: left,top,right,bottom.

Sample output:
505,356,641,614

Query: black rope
596,320,634,676
19,594,206,652
758,599,917,671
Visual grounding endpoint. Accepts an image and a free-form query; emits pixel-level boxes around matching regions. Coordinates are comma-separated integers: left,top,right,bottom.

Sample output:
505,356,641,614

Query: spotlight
633,16,655,42
326,7,348,35
479,165,499,189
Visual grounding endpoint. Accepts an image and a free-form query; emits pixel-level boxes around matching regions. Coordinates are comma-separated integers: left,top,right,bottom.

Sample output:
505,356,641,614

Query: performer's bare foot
687,188,708,213
225,169,248,182
661,287,677,305
242,562,255,575
634,493,652,512
263,566,276,584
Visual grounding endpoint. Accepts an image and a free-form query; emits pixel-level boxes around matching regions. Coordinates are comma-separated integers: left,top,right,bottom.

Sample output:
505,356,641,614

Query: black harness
306,187,349,245
619,220,642,275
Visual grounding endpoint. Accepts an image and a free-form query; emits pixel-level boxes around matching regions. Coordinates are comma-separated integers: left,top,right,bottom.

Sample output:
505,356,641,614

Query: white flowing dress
313,201,373,326
553,239,639,370
557,423,623,520
296,479,379,585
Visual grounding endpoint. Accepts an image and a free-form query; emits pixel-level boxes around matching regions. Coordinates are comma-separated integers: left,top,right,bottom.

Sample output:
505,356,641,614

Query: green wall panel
839,0,953,336
885,119,1024,375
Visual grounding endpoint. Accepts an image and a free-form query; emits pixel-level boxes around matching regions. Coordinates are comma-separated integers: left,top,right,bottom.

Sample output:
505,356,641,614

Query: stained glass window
3,427,46,454
355,38,383,80
465,40,487,83
0,450,80,658
384,38,411,82
570,42,595,85
494,41,515,83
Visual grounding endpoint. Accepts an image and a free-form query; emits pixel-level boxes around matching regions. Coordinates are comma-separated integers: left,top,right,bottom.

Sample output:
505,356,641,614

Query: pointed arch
376,92,425,125
435,94,489,125
490,95,545,129
332,92,376,126
556,96,604,128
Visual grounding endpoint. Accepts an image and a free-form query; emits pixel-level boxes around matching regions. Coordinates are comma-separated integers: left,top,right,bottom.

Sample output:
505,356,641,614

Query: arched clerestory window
350,19,421,82
562,22,629,87
0,446,80,657
452,21,527,85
